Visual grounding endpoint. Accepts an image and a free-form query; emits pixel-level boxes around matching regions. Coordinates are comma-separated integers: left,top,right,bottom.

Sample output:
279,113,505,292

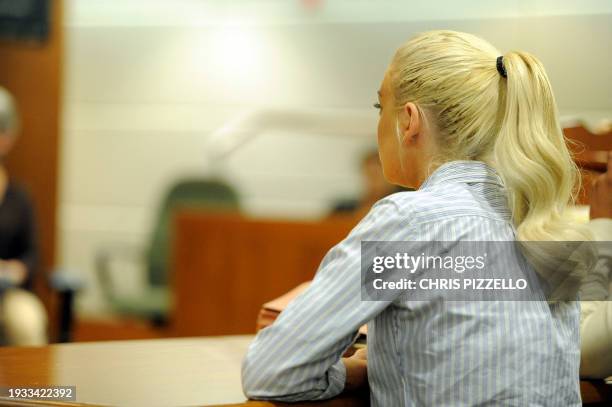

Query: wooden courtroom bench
169,212,357,337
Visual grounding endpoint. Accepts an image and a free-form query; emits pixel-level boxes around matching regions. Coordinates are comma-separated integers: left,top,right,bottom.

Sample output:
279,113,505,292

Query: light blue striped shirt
241,160,581,406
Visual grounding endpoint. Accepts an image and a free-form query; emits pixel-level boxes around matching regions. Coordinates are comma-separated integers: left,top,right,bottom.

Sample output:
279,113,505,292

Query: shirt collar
419,160,506,190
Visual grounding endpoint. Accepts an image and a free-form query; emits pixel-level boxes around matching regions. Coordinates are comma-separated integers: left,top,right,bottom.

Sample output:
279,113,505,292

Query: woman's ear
399,102,421,147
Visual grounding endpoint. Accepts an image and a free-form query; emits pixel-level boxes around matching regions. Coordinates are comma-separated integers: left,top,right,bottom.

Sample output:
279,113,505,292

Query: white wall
59,0,612,314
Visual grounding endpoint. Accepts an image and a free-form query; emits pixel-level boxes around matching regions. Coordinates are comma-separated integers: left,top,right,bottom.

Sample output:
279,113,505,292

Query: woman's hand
342,347,368,392
590,152,612,219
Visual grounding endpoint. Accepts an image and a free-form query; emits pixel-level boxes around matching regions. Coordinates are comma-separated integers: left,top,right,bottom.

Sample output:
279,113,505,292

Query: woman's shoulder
362,189,439,229
372,182,501,226
376,185,467,213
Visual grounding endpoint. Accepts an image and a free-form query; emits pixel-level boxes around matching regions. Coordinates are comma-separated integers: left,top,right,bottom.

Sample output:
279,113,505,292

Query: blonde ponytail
494,51,594,299
495,51,575,236
389,30,593,300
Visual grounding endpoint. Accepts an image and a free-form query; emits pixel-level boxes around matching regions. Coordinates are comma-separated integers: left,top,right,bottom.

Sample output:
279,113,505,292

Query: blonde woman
242,30,591,405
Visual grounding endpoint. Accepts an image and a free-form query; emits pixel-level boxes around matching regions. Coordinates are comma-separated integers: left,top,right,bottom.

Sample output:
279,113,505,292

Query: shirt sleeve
241,197,413,402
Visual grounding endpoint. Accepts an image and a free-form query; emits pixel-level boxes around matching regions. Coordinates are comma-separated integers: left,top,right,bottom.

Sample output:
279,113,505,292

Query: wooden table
0,336,252,406
1,336,608,406
0,336,367,407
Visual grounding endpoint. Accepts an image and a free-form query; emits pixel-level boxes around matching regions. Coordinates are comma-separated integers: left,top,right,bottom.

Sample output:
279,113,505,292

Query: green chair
95,178,240,324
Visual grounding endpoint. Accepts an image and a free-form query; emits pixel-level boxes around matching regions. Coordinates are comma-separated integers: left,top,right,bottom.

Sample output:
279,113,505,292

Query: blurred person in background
0,86,47,346
330,148,405,219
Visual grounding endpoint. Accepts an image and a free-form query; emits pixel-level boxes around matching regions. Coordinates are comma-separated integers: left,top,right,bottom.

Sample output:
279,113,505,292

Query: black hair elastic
496,56,507,78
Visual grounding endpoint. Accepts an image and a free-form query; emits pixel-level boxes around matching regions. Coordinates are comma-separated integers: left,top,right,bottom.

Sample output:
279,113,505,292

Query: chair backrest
146,178,240,287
